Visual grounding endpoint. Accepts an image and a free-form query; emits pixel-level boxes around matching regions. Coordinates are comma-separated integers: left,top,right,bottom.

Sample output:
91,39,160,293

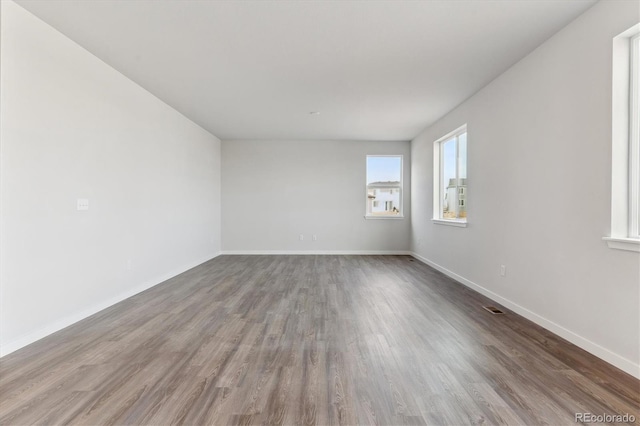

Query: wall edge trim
0,252,221,357
410,252,640,379
220,250,412,255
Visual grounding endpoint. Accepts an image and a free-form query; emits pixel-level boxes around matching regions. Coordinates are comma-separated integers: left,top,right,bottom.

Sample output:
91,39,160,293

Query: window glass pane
458,133,467,179
458,133,467,219
442,139,456,219
366,156,401,184
635,37,640,235
366,156,402,216
434,125,467,223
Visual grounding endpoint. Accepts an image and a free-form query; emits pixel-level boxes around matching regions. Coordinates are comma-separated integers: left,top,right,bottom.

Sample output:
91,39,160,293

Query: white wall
411,0,639,378
222,140,410,253
0,1,222,355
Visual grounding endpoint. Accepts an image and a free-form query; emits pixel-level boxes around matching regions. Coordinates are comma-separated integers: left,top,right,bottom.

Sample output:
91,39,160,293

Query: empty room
1,0,639,424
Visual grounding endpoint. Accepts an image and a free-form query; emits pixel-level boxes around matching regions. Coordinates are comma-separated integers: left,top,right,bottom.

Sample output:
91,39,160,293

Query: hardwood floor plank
1,255,638,425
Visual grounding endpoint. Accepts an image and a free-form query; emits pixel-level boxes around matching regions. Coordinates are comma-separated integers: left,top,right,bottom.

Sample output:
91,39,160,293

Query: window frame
432,124,468,227
629,33,639,239
605,26,640,252
365,154,404,220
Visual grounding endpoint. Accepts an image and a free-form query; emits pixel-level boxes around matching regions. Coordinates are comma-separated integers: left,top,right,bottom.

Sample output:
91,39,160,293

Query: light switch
77,198,89,211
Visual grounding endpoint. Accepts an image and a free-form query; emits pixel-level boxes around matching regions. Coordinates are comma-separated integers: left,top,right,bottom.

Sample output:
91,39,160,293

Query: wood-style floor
0,255,638,425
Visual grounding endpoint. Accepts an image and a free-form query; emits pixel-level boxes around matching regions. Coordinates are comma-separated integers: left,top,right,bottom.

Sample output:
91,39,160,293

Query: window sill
364,215,405,220
432,218,467,228
603,237,640,252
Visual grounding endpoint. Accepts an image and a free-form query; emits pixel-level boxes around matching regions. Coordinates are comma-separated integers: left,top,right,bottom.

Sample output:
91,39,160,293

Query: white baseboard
221,250,412,255
410,252,640,379
0,252,221,358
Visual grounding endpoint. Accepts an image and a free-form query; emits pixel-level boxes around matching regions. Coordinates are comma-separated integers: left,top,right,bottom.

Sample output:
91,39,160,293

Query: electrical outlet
500,265,506,277
313,235,317,241
126,259,133,271
77,198,89,211
299,234,304,241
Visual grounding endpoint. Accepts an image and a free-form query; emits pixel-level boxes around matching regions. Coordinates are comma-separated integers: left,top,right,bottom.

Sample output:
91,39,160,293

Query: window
630,33,640,239
606,26,640,252
433,125,467,227
366,155,403,218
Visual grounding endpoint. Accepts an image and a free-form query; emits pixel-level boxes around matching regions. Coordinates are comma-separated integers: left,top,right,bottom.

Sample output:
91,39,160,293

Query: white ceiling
16,0,597,141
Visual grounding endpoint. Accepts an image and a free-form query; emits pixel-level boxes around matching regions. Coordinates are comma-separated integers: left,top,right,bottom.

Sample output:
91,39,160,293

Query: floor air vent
483,306,505,315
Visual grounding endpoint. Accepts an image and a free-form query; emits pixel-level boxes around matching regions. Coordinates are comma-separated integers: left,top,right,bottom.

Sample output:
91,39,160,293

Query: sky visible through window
442,133,467,185
367,156,401,184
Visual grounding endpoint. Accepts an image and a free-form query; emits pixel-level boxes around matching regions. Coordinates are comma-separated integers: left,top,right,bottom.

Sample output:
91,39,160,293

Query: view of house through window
366,155,402,217
435,126,467,221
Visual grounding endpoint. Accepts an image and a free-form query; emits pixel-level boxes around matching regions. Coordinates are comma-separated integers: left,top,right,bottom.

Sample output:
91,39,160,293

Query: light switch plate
77,198,89,211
